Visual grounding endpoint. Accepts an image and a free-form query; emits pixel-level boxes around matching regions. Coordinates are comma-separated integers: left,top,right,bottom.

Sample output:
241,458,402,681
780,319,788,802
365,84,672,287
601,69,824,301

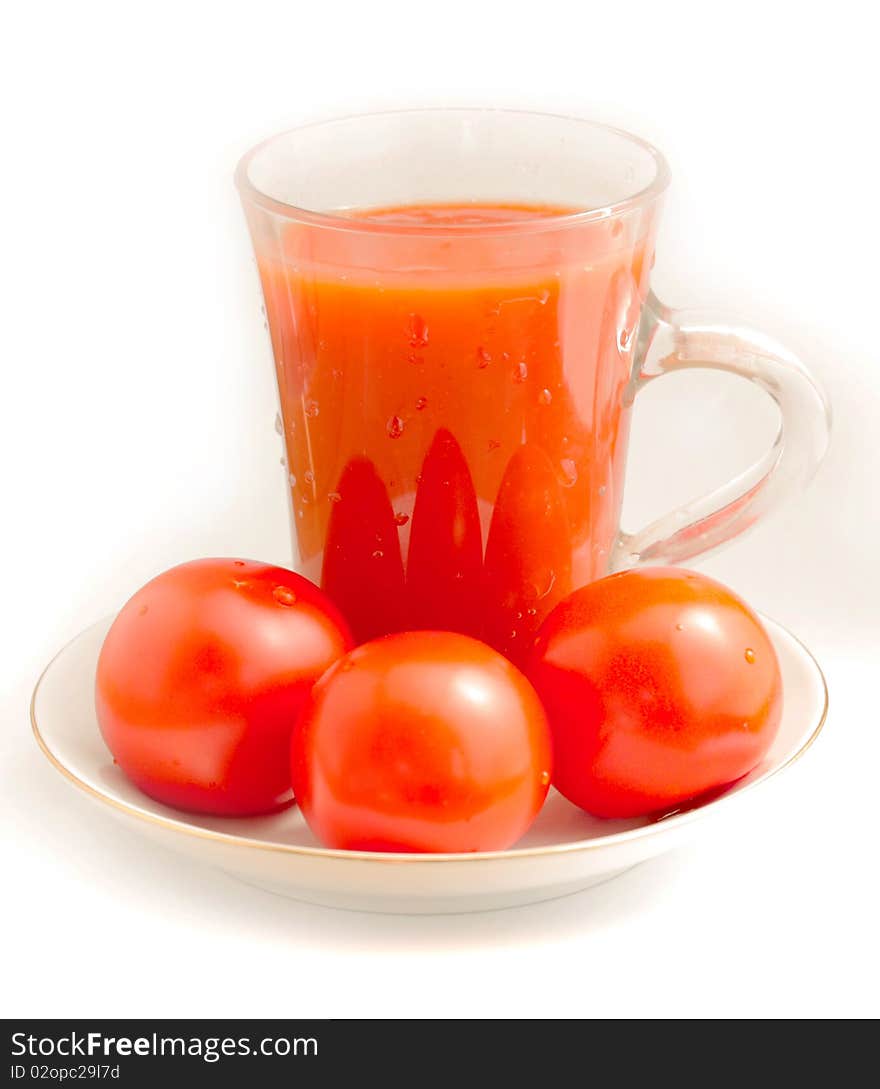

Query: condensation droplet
538,289,550,305
509,630,518,641
745,648,756,664
488,438,502,452
537,387,552,406
393,512,410,527
540,770,551,787
513,361,529,383
408,313,429,348
303,469,315,486
598,484,607,496
408,352,424,366
305,399,320,418
742,721,750,730
477,346,492,369
372,549,384,560
138,604,148,617
331,368,343,381
526,607,537,617
675,623,684,631
274,413,283,435
273,585,297,607
386,415,405,439
279,456,286,467
559,458,578,487
288,473,296,487
328,491,342,504
415,396,428,411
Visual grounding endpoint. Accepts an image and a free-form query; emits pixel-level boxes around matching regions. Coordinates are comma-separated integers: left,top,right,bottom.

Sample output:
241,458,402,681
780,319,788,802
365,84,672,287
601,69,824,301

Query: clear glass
236,109,829,663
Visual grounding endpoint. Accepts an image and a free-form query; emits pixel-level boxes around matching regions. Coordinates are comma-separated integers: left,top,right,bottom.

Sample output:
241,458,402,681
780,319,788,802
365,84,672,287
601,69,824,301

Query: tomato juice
255,202,655,659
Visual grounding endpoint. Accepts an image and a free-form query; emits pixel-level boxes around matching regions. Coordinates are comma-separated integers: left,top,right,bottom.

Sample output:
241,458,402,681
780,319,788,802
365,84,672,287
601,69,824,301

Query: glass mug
236,109,829,663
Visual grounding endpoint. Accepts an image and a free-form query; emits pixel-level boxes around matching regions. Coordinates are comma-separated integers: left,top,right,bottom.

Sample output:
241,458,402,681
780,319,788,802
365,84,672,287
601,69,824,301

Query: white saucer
31,615,827,914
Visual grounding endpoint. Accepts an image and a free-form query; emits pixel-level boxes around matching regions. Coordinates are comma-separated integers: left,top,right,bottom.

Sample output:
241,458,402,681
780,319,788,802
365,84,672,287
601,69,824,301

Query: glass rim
234,107,671,235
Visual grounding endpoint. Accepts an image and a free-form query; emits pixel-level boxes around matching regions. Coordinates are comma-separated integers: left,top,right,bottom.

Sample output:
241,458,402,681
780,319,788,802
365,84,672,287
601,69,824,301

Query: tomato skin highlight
291,630,553,852
525,568,783,818
95,558,353,816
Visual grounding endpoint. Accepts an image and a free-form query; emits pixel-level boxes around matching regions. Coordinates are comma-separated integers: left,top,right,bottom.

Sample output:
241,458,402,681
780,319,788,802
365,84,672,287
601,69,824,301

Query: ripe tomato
291,631,553,852
95,558,353,816
525,568,783,818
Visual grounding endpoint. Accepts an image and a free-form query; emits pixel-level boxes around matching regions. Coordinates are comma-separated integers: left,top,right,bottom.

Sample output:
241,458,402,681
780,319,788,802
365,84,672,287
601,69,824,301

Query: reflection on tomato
95,558,353,816
291,630,553,852
321,457,406,644
407,429,483,637
482,444,572,666
526,568,783,818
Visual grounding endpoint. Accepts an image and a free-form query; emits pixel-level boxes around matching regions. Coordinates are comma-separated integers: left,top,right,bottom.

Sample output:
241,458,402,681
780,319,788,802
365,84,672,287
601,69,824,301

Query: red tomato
525,568,783,818
95,558,353,816
291,631,553,852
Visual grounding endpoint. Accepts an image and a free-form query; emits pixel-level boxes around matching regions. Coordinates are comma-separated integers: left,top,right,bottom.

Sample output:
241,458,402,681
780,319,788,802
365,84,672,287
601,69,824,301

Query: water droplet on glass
304,469,315,486
305,399,320,419
328,491,342,504
514,361,529,383
509,630,518,641
537,388,552,405
386,415,405,439
408,313,429,348
415,396,428,411
273,585,297,607
408,352,424,366
745,648,756,664
274,413,283,435
526,607,537,617
598,484,607,496
675,623,684,631
331,368,343,381
288,473,296,487
279,456,286,467
742,721,750,730
297,510,304,519
477,346,492,369
372,549,384,560
538,289,550,305
559,458,578,487
488,438,502,452
540,770,551,787
138,604,148,617
393,512,410,527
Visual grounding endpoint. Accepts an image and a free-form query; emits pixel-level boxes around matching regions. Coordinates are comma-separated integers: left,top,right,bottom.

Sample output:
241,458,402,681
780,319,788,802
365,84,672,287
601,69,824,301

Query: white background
3,0,878,1019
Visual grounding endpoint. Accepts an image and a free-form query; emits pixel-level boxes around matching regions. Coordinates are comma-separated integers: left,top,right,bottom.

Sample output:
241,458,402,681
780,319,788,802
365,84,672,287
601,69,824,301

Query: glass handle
612,291,831,570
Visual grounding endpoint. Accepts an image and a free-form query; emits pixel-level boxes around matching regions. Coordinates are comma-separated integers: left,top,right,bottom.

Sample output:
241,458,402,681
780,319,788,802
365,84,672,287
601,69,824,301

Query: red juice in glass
254,201,653,661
